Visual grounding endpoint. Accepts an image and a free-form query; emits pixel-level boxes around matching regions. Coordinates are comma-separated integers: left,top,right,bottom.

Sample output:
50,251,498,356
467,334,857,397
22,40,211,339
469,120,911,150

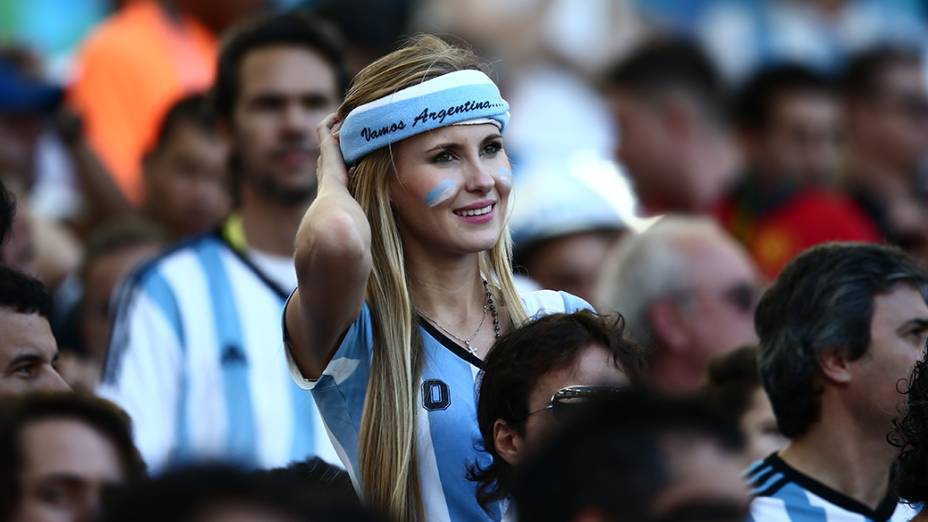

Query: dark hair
841,45,921,101
892,358,928,504
0,178,13,248
0,392,146,519
756,242,928,438
511,388,744,522
470,310,645,512
99,463,382,522
734,63,833,132
147,94,219,157
0,266,51,318
211,9,349,122
79,218,165,284
257,457,357,505
704,346,763,423
603,38,725,119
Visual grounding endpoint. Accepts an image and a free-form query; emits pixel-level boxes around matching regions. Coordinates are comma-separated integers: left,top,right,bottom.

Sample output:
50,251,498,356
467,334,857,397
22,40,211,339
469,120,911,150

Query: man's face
0,310,67,394
517,345,627,456
144,121,230,238
750,91,842,185
524,230,624,303
846,285,928,431
609,90,736,212
231,46,339,205
12,418,125,522
666,235,760,391
855,63,928,174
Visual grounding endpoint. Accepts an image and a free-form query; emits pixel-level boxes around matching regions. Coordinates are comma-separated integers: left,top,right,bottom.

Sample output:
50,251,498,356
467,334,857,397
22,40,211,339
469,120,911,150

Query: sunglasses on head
525,385,626,419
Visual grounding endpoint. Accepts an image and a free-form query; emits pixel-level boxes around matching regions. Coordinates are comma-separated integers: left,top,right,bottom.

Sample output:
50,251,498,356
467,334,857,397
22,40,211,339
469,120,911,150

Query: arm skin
285,114,373,379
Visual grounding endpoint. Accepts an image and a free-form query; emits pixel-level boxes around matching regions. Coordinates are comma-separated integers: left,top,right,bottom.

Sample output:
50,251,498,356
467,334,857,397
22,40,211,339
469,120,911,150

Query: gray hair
597,215,722,349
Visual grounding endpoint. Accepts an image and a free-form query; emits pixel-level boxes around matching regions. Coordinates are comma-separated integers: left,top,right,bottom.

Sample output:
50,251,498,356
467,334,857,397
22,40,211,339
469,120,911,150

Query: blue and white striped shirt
287,289,590,522
747,454,916,522
100,232,337,471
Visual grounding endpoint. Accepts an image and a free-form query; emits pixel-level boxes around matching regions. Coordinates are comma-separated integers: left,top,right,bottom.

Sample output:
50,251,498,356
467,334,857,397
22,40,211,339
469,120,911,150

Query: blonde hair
339,35,528,521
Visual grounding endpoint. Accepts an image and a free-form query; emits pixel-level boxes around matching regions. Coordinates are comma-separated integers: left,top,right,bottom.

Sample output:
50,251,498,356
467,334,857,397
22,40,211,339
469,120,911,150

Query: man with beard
99,11,348,471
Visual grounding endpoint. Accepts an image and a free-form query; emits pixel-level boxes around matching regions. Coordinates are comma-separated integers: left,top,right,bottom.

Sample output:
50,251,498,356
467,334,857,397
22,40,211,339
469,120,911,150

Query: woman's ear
493,419,524,465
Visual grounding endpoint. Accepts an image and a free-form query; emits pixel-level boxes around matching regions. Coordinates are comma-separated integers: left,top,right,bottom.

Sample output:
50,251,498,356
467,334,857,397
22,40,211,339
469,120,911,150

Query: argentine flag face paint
424,179,459,207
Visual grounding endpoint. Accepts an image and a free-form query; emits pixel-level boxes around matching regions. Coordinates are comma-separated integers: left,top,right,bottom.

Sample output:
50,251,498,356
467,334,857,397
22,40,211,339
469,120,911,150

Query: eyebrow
423,133,503,153
897,318,928,334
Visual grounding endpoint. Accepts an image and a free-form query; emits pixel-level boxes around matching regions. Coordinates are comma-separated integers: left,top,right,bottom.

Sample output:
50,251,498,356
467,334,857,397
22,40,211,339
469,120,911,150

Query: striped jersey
100,231,337,471
287,289,590,522
746,454,916,522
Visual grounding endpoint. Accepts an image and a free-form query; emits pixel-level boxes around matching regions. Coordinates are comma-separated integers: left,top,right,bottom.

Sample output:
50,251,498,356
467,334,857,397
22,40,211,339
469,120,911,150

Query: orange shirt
69,1,217,203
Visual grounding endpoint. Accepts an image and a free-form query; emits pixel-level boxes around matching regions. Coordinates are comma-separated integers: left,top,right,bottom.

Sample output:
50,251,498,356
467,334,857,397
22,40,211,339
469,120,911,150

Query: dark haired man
99,463,381,522
604,39,737,213
472,310,644,516
749,242,927,521
0,392,146,522
842,47,928,257
511,388,750,522
0,266,68,394
101,11,347,470
142,93,230,239
717,63,879,279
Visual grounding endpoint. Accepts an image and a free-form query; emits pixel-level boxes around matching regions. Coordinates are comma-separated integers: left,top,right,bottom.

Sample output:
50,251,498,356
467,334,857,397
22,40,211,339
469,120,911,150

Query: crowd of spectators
1,1,928,521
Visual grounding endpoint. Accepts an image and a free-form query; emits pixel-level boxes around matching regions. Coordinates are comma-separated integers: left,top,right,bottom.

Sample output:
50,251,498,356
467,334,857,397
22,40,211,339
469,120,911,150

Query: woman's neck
407,245,485,326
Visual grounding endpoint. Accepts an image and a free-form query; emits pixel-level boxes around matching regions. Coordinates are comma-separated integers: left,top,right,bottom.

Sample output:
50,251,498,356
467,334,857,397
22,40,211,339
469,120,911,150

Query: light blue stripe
751,471,784,496
139,271,191,460
744,459,768,478
283,284,315,461
776,482,828,522
288,381,317,461
139,271,185,347
422,334,500,521
340,83,509,163
196,241,257,466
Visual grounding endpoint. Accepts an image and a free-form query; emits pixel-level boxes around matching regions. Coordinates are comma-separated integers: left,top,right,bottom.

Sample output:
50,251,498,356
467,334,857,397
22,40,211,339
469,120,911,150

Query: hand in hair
286,113,373,379
315,113,350,188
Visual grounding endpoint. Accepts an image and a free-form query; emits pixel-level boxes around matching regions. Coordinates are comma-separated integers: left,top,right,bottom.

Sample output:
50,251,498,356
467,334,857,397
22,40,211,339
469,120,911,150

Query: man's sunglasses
525,385,626,418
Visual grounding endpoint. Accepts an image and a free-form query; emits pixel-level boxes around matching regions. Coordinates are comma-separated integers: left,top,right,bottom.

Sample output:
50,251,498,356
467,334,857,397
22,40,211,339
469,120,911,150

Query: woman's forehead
404,123,502,149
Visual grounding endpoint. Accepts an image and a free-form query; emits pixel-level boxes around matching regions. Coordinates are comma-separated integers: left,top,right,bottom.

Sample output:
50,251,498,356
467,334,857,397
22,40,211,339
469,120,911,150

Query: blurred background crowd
1,0,928,521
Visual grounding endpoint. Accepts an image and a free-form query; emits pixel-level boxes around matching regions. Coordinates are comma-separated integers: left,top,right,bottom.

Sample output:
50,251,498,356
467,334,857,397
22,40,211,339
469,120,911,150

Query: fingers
316,112,349,185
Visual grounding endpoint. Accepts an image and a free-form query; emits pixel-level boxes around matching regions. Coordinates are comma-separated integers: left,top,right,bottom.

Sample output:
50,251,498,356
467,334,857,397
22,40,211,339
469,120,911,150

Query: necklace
419,280,501,356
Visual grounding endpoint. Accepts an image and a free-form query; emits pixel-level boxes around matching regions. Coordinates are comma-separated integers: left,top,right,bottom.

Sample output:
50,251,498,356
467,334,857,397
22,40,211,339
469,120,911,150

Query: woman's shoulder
519,289,593,318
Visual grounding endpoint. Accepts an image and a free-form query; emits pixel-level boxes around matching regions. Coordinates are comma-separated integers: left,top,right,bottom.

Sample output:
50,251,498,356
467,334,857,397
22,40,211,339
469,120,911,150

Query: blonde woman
283,36,589,521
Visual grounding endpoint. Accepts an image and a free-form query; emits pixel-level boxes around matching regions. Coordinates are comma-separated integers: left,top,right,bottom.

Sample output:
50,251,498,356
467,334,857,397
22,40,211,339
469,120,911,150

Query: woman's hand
316,113,350,188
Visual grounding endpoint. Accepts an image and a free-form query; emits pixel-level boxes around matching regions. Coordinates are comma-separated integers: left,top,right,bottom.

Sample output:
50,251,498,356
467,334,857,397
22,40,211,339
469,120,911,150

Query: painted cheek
424,179,459,207
496,166,513,191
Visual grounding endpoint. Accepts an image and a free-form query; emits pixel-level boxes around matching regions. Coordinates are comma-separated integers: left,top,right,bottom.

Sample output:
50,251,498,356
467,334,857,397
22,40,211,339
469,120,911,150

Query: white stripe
162,251,228,460
806,491,865,522
521,290,568,318
224,248,294,467
347,70,497,116
417,392,453,522
99,289,183,471
749,496,793,522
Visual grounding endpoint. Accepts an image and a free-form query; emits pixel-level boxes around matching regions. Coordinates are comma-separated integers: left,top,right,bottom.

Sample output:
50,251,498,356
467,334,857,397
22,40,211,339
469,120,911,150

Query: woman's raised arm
285,114,372,379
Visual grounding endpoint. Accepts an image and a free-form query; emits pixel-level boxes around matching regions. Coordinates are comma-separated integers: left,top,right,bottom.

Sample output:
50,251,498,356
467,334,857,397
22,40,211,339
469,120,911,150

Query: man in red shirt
716,63,879,280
